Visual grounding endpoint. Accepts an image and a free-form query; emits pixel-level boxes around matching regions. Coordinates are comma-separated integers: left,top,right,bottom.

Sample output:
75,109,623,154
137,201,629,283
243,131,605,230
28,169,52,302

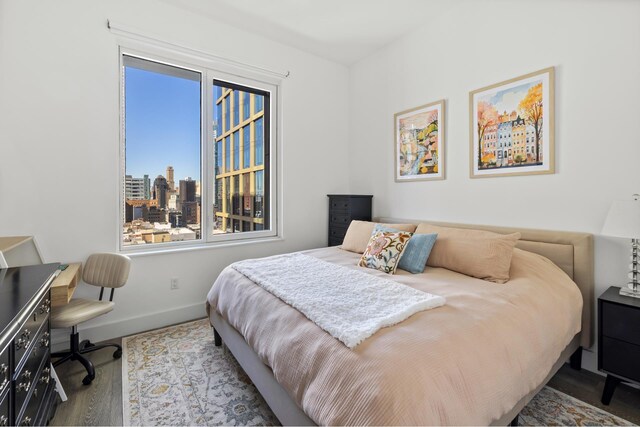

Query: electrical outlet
170,278,179,290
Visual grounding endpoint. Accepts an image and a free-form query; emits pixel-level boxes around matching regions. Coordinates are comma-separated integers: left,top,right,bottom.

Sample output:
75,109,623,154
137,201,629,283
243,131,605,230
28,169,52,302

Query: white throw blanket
231,253,445,348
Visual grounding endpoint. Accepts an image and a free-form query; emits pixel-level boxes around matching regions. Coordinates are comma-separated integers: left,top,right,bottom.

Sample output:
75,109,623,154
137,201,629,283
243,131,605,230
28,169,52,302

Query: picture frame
469,67,554,178
394,100,445,182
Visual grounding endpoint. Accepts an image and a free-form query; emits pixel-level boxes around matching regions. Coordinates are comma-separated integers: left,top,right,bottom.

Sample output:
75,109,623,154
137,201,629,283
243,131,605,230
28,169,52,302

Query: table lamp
601,194,640,298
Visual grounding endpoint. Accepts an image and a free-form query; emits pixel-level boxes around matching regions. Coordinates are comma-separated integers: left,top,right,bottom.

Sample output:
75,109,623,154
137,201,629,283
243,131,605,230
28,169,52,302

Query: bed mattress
206,246,582,425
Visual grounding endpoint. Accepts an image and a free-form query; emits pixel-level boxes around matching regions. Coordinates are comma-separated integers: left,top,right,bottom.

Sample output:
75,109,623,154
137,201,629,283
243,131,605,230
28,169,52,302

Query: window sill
121,235,284,258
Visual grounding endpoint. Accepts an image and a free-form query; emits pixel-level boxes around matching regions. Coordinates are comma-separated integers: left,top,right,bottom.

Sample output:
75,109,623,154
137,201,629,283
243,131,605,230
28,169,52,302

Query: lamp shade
601,197,640,239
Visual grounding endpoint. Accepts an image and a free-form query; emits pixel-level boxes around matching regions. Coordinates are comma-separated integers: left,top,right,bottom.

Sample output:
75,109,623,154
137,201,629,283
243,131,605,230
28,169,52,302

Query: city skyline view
122,60,204,246
122,55,270,246
124,65,201,181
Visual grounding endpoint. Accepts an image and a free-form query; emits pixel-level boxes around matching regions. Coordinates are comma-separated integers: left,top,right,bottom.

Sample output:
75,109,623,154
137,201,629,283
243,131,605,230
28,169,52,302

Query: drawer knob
39,299,51,314
40,337,50,348
0,415,7,426
16,380,31,393
20,416,31,426
16,336,30,350
22,370,32,381
0,363,7,389
40,367,51,385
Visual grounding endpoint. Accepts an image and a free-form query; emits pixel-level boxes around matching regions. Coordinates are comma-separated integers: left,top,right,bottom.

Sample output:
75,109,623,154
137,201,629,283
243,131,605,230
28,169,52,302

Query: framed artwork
394,100,445,182
469,67,554,178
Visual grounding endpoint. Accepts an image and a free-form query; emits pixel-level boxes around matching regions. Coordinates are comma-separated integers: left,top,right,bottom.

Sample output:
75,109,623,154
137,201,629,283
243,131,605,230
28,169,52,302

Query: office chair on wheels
51,253,131,385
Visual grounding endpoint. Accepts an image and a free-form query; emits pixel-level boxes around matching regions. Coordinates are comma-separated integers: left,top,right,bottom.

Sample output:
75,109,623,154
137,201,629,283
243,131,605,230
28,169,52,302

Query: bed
205,219,593,425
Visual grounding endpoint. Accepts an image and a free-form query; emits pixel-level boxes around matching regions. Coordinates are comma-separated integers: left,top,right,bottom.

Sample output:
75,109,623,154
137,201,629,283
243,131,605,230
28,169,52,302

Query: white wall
0,0,350,345
2,0,639,376
348,0,640,372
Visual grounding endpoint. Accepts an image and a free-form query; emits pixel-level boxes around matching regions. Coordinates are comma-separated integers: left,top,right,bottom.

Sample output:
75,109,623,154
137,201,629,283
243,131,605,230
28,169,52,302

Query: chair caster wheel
82,374,94,385
80,340,95,350
113,349,122,359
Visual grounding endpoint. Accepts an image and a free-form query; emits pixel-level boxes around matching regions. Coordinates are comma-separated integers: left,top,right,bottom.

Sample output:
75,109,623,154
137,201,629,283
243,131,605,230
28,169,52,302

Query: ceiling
158,0,454,65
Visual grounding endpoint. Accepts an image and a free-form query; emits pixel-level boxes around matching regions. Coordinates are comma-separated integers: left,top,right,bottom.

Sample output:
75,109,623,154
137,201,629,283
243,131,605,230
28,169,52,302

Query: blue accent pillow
373,224,437,274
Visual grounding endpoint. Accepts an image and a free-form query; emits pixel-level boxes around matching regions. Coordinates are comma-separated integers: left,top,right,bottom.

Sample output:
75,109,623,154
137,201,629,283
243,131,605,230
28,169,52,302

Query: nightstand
598,286,640,405
327,195,372,246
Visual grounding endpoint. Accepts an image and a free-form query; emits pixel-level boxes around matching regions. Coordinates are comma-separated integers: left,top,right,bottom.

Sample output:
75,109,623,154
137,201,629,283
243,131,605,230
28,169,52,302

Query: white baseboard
51,302,206,352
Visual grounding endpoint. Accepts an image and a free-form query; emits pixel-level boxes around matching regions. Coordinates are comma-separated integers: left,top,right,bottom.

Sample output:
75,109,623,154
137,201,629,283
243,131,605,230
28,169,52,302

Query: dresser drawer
329,197,351,213
602,302,640,346
601,336,640,382
0,343,9,397
0,388,9,427
14,326,50,416
328,237,343,247
328,225,348,243
16,384,39,427
329,212,352,227
14,296,50,369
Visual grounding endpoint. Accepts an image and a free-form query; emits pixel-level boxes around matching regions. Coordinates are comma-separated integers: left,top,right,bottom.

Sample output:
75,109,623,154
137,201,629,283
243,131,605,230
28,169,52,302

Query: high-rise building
181,201,198,224
153,175,169,209
147,206,166,223
166,166,175,191
143,174,151,199
168,211,184,227
179,177,196,203
214,85,267,233
168,193,180,211
124,199,157,223
125,175,146,200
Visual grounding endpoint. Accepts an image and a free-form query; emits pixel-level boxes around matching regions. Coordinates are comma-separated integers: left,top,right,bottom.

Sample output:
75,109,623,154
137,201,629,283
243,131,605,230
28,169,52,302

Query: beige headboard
377,218,594,348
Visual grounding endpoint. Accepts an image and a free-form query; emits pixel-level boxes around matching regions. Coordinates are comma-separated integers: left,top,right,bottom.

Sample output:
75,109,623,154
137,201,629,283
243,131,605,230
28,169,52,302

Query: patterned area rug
123,319,633,426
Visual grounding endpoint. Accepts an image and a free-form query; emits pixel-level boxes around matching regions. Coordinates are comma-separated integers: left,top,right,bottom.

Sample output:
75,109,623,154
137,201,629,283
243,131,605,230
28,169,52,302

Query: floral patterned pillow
358,230,413,274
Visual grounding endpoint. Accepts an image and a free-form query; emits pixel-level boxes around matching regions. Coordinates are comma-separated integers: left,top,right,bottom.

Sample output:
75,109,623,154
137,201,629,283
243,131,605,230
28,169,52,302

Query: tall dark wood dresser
0,264,59,426
327,194,373,246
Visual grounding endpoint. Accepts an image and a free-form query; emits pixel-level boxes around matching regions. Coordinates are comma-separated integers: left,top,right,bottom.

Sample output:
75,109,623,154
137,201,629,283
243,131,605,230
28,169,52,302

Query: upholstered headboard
377,218,594,348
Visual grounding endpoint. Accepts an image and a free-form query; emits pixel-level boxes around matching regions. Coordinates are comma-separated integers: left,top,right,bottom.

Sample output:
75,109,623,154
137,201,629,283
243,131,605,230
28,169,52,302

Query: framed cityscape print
395,99,445,182
470,67,554,178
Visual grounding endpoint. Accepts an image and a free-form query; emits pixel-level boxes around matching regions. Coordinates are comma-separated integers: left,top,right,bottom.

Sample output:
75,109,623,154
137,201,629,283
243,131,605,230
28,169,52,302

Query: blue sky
125,67,201,182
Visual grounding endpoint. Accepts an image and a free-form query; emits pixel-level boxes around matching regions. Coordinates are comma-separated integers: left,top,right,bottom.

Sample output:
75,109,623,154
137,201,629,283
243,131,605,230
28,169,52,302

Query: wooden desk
51,263,81,307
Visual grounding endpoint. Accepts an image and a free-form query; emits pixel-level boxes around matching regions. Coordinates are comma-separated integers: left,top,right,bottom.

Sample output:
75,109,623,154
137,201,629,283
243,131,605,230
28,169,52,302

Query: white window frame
118,42,282,253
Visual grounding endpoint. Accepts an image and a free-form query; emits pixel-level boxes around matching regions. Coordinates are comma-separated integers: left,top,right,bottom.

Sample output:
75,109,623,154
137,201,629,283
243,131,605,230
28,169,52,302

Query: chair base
52,327,122,385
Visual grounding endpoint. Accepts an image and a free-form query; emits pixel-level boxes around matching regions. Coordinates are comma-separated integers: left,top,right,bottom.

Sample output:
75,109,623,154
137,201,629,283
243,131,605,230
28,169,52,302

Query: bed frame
208,220,594,426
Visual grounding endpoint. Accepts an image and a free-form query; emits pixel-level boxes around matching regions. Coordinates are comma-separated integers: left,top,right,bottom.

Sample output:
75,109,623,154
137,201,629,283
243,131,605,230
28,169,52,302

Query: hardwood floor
548,364,640,425
49,339,640,426
49,338,123,426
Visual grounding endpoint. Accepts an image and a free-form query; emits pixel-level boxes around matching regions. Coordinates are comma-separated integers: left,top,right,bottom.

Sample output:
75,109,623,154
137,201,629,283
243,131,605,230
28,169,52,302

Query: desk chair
51,253,131,385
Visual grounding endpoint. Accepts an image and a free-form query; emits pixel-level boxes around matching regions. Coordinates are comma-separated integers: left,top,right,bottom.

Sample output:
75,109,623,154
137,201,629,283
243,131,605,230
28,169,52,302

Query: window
255,94,263,113
243,92,250,120
121,50,277,250
225,136,231,173
233,175,240,215
212,79,271,237
233,130,240,170
215,98,222,137
243,125,250,168
233,90,239,126
254,170,264,220
215,141,223,172
224,95,230,132
242,172,251,217
255,117,264,166
121,55,201,247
